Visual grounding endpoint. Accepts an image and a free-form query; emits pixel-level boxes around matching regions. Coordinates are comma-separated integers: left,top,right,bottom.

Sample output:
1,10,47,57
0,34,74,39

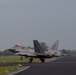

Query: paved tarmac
1,56,76,75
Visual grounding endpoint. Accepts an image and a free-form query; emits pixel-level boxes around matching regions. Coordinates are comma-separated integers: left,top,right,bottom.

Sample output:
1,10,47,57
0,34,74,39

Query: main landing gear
39,58,45,63
29,57,33,63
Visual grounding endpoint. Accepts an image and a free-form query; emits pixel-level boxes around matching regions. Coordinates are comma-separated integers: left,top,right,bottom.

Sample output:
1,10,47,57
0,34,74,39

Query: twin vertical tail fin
33,40,45,63
50,41,59,51
33,40,44,53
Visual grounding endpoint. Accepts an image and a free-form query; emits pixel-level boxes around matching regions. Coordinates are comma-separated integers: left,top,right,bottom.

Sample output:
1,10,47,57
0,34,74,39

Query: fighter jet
8,40,53,63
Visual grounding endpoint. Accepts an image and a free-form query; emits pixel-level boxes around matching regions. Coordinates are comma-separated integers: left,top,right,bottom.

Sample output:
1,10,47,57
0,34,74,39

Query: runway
1,56,76,75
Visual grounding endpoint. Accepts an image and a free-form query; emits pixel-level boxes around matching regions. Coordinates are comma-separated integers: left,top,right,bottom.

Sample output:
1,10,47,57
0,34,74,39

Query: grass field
0,64,22,75
0,56,58,63
0,56,58,75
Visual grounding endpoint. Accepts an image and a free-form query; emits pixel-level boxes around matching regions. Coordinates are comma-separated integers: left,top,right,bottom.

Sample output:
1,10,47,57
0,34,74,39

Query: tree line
0,42,76,56
0,50,15,56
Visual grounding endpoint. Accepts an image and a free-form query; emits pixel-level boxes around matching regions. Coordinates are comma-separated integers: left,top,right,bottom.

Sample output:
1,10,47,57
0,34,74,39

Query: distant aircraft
8,40,61,63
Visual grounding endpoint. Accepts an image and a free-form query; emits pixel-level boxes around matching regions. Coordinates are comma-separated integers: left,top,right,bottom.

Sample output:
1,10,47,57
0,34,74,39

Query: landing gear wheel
39,58,45,63
29,58,33,63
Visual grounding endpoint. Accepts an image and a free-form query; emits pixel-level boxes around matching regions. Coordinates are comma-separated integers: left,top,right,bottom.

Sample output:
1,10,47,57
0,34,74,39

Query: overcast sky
0,0,76,50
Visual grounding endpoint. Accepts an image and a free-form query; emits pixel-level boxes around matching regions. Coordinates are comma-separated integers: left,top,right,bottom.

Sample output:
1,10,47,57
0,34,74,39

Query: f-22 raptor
8,40,61,63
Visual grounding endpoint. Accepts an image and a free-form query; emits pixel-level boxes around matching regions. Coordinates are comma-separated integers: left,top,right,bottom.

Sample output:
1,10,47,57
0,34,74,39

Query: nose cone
8,49,20,53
